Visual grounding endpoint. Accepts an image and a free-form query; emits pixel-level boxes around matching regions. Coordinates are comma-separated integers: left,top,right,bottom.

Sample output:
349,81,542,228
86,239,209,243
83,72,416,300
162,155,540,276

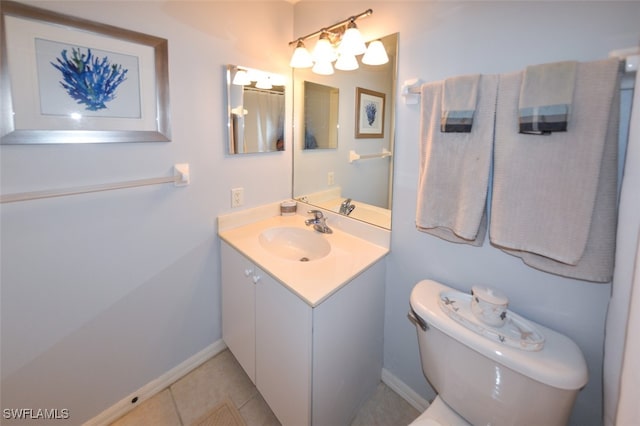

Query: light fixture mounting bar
288,9,373,46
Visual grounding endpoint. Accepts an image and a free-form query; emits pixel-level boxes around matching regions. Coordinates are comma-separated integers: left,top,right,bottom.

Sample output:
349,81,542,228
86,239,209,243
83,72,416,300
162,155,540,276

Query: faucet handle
307,209,324,219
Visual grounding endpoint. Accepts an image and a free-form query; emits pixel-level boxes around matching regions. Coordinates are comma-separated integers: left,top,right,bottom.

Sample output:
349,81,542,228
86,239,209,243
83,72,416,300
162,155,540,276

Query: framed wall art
355,87,385,139
0,1,171,144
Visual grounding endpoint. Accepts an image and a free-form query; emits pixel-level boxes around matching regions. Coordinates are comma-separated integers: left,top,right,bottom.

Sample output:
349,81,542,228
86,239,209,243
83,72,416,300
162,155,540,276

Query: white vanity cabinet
221,241,258,382
221,240,386,426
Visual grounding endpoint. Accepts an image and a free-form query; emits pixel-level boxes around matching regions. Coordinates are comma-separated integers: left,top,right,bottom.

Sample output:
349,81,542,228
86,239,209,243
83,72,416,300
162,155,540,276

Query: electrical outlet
231,187,244,208
328,171,335,185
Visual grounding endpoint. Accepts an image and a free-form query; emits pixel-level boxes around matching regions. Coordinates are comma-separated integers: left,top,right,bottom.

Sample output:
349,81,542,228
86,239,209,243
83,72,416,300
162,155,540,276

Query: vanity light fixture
312,59,335,76
312,32,338,63
232,66,285,89
232,68,251,86
335,52,359,71
288,8,388,75
339,20,367,56
255,76,273,90
290,40,314,68
362,39,389,66
269,74,286,86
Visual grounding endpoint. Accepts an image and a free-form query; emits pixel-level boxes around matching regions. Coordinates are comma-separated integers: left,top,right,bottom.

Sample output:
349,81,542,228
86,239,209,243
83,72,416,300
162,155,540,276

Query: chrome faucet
305,210,332,234
339,198,356,216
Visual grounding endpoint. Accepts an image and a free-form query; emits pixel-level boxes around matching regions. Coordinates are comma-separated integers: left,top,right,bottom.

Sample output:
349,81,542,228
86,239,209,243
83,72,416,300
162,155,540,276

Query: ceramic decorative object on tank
471,286,509,327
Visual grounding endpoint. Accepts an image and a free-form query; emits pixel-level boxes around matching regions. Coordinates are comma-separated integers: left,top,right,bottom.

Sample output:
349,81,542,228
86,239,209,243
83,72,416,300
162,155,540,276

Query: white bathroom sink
258,226,331,262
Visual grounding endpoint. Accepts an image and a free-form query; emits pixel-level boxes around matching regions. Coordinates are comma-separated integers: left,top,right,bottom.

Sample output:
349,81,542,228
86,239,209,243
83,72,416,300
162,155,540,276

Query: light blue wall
356,3,637,425
0,1,293,423
300,1,633,424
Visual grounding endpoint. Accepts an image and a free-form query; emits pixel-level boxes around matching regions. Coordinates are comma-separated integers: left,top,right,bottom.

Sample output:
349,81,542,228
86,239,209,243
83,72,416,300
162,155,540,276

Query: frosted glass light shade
245,69,261,82
339,23,366,56
270,74,286,86
255,77,272,89
312,60,334,75
312,33,337,63
335,53,359,71
362,40,389,65
290,41,313,68
232,69,251,85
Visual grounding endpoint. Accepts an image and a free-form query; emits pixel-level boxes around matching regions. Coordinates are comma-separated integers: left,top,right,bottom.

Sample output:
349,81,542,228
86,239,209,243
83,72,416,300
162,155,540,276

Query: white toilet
408,279,589,426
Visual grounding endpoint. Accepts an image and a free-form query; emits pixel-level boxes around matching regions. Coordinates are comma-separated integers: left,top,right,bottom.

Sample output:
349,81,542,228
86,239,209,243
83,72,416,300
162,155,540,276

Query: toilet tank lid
410,280,589,390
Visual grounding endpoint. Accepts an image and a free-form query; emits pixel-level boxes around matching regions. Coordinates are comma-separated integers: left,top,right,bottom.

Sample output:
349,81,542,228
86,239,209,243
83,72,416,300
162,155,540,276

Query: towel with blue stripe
518,61,577,134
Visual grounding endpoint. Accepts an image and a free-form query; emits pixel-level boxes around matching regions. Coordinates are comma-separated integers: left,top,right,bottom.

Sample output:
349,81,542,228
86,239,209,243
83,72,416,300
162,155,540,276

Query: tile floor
110,349,421,426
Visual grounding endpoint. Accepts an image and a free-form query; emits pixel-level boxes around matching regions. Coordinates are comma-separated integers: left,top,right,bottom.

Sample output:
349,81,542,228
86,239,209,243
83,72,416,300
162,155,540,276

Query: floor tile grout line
109,348,419,426
236,387,258,411
168,385,186,426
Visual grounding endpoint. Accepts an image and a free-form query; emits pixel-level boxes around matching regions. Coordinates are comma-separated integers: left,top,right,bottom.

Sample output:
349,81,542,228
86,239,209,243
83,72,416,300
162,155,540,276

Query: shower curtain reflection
243,89,285,153
226,64,286,154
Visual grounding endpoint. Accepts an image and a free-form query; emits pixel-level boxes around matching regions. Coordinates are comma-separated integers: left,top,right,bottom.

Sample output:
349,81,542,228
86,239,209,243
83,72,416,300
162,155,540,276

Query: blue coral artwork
35,38,142,119
356,87,385,138
52,47,128,111
365,102,377,126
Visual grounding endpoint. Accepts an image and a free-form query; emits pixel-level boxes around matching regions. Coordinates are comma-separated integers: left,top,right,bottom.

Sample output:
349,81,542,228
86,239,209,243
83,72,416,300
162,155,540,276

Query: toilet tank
410,280,588,426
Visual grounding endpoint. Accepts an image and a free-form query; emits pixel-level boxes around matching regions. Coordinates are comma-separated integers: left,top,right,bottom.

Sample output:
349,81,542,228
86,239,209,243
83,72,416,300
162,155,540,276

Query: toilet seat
410,417,441,426
409,396,471,426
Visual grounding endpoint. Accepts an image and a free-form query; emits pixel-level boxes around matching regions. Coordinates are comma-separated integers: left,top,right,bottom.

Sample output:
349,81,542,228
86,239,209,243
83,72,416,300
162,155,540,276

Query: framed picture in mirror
355,87,385,138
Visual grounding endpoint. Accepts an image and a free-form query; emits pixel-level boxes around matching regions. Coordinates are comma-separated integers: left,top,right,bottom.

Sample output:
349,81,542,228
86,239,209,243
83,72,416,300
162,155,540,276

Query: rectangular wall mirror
292,33,398,229
226,65,286,154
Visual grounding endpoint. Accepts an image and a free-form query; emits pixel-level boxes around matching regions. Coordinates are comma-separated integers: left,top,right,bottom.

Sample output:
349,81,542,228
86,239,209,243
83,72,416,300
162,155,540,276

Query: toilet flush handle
408,307,428,331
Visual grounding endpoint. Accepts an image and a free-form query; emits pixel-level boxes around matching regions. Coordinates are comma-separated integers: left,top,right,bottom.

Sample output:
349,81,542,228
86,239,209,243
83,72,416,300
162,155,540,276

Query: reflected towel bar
0,163,190,204
349,149,392,163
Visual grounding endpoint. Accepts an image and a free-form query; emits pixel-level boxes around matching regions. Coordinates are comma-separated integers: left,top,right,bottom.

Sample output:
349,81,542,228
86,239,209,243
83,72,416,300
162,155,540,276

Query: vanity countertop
218,212,389,307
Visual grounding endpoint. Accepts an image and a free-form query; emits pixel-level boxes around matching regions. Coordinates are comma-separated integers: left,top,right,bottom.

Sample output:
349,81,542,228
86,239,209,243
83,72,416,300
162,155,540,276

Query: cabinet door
312,260,386,425
221,242,256,383
256,272,312,426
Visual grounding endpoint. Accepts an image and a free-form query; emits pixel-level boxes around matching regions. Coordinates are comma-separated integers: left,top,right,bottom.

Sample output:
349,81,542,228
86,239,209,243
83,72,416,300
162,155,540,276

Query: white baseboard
83,339,227,426
381,368,430,413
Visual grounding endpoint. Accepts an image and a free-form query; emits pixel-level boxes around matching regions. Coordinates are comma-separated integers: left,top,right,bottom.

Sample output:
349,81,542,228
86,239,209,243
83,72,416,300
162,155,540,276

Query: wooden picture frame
355,87,385,139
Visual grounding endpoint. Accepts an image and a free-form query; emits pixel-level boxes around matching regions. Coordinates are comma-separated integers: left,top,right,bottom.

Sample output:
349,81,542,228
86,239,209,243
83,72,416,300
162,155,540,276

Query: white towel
441,74,480,132
416,74,499,246
491,58,620,282
519,61,577,134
